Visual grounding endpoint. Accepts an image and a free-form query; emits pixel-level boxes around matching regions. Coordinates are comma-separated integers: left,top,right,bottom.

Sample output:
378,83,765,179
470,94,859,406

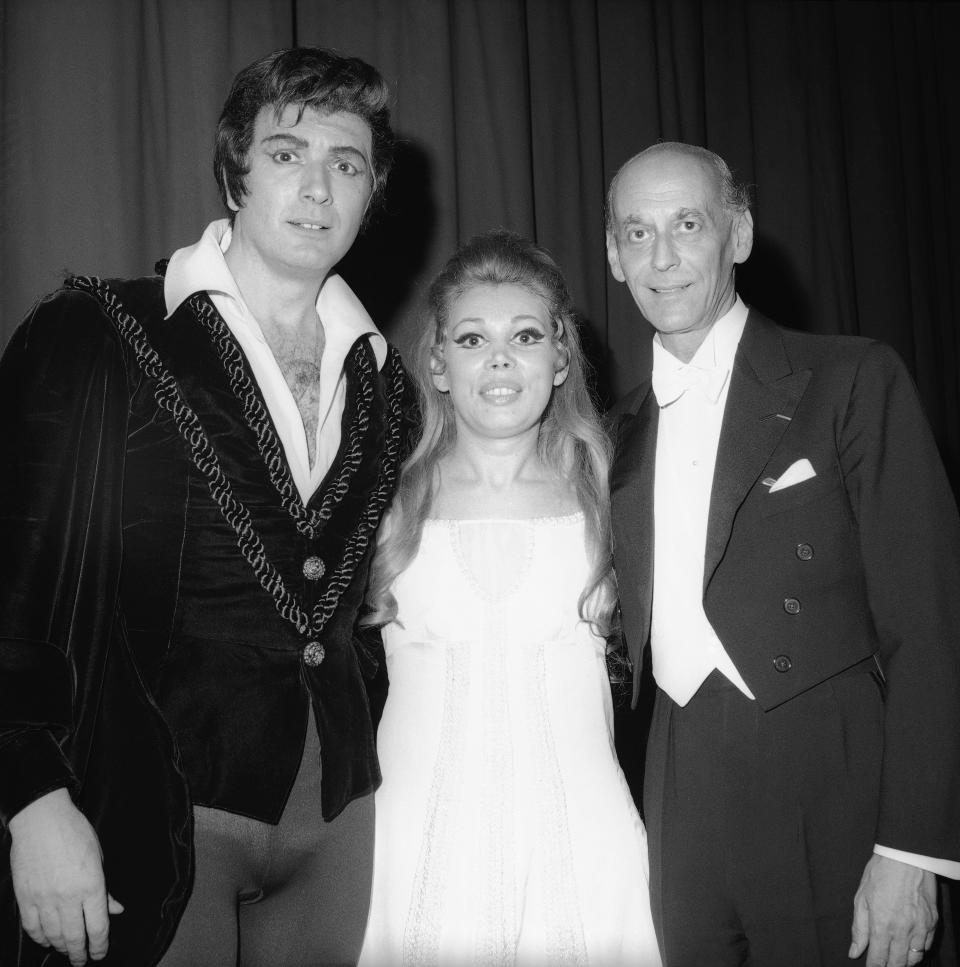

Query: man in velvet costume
605,142,960,967
0,48,409,966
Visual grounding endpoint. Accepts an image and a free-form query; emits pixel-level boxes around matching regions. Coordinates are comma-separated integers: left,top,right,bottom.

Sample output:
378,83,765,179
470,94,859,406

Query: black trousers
643,667,883,967
158,708,374,967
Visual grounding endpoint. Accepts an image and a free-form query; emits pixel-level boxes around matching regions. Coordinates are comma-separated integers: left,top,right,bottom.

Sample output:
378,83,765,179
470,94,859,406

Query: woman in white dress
358,231,660,967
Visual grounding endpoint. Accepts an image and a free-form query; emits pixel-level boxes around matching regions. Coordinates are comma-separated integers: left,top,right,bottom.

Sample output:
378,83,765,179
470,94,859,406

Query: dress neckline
424,511,584,526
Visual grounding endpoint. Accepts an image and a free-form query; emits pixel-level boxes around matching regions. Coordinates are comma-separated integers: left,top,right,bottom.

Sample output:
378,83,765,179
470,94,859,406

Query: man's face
227,104,374,284
605,150,753,360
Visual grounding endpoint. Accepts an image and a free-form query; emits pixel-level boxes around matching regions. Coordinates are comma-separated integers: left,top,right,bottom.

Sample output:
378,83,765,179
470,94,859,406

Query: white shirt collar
652,296,749,373
163,218,387,368
650,297,749,408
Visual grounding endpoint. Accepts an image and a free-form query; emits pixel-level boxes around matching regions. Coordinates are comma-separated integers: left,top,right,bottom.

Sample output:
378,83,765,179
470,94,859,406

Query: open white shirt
164,219,387,504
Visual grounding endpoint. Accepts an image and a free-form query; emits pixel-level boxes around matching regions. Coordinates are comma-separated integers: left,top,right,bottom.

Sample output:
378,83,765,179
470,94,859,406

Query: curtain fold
2,0,957,481
0,0,290,328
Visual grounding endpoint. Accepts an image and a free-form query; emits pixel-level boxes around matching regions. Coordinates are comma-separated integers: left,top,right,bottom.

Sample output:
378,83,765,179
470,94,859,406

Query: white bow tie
651,361,729,407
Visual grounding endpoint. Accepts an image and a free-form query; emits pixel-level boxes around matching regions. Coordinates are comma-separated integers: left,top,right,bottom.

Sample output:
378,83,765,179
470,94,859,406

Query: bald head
604,142,754,361
605,142,750,234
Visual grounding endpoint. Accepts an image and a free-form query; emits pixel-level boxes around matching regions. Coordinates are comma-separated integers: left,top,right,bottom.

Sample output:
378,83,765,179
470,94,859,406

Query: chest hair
265,324,326,469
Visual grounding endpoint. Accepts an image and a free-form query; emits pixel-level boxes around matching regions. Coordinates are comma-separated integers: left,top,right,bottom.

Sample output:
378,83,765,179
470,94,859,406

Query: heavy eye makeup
271,149,299,163
452,331,486,348
328,147,370,178
512,327,547,345
450,326,547,349
263,133,306,163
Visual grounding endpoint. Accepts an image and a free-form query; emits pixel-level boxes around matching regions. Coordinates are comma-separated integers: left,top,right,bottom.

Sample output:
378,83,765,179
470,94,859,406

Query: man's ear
429,345,449,393
224,174,241,213
606,232,626,283
360,178,376,223
732,209,754,265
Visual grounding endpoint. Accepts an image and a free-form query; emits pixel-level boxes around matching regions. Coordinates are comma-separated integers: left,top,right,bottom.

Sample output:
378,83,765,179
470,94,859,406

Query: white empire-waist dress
359,513,660,967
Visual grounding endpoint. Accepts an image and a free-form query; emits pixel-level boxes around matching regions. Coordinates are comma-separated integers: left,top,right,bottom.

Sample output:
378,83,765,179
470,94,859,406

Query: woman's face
432,282,568,445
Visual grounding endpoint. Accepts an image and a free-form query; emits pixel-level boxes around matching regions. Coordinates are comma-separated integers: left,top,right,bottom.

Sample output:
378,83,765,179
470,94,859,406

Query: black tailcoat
610,310,960,863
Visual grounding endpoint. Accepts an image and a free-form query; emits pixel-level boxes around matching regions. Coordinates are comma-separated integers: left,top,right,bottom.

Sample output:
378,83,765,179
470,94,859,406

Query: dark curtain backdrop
2,0,960,951
1,0,958,482
3,0,959,482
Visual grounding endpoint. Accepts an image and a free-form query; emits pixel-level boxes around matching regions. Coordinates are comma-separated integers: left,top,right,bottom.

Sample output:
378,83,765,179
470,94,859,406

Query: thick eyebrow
675,207,707,220
261,133,309,149
328,145,370,169
618,207,709,227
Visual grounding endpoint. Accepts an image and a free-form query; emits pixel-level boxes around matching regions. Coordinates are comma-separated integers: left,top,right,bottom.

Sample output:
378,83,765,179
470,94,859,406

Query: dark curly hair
214,47,394,221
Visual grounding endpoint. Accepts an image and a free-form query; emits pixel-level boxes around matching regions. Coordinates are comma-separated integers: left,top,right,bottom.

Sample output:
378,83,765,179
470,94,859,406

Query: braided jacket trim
65,275,405,640
189,294,369,539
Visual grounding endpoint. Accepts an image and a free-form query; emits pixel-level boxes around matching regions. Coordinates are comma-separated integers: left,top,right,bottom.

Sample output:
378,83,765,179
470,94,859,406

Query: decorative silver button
302,641,325,667
302,556,325,581
783,597,801,615
773,654,793,673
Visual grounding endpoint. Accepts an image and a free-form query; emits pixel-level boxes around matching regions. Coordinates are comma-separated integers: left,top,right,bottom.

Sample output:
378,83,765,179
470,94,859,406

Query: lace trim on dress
66,275,405,643
402,644,471,966
526,641,589,965
445,519,536,604
424,512,584,526
477,613,517,965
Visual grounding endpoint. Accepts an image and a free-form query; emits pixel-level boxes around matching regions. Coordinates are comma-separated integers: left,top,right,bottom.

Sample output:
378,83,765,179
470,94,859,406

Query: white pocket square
767,458,816,493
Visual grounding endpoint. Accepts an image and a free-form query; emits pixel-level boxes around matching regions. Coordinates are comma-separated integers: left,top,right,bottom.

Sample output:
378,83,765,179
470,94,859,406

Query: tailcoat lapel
610,382,658,682
703,311,812,590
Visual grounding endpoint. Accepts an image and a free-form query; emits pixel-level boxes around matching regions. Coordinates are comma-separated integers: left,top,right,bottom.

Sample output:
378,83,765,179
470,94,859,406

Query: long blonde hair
363,230,616,634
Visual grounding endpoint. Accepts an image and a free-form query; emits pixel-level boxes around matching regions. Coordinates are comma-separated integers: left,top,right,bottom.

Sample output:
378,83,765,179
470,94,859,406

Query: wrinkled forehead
612,151,723,220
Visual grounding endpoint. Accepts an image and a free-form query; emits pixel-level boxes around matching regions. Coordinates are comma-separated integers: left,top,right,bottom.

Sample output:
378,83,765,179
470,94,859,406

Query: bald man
606,141,960,967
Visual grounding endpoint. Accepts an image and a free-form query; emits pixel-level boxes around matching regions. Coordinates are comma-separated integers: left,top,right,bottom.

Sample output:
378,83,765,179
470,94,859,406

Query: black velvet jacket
0,273,407,965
